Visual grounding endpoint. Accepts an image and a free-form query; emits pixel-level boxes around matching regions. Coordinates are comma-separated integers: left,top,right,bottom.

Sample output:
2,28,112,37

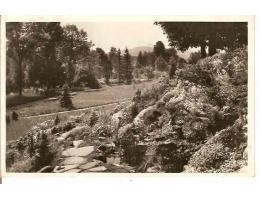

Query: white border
0,15,255,179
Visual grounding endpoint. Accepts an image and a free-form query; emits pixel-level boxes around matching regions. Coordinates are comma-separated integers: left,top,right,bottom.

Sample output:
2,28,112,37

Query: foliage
6,22,35,96
60,85,73,109
144,66,154,80
153,41,166,57
123,48,133,84
96,47,113,84
155,55,168,71
73,65,101,89
156,22,247,57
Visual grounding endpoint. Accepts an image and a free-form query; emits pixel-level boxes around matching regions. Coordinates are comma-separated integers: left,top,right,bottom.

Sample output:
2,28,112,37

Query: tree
117,48,123,82
59,25,93,86
109,47,118,76
96,47,112,84
27,22,64,94
153,41,166,57
155,22,247,57
136,51,143,68
123,48,133,84
155,55,167,71
6,22,33,96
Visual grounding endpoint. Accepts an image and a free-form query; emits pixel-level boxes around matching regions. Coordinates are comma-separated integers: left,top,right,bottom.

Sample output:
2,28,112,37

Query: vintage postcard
0,15,255,177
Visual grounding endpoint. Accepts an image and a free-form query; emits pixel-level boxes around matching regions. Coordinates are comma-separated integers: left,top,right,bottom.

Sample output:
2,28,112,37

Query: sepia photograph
2,16,254,174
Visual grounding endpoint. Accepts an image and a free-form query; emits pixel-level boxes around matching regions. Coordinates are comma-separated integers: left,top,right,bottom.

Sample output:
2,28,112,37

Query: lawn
6,81,154,141
7,81,153,117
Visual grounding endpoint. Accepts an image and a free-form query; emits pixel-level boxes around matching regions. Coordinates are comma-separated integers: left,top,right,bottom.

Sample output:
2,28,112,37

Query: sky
62,22,170,52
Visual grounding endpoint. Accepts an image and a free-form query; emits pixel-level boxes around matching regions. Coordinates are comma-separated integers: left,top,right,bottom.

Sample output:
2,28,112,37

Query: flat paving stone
87,166,107,172
73,140,84,148
79,160,101,170
64,169,82,173
62,146,95,157
61,157,88,165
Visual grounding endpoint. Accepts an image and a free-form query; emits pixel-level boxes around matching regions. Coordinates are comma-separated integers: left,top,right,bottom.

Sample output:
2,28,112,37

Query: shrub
89,111,99,127
60,85,73,109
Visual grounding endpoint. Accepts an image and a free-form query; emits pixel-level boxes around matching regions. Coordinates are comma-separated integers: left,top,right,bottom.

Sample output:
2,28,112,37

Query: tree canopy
155,22,247,57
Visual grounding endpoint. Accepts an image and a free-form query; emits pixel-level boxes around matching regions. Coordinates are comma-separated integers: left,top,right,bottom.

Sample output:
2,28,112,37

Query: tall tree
117,48,122,82
155,22,247,57
96,47,112,84
59,25,93,86
28,22,64,93
109,46,118,76
153,41,166,57
136,51,143,68
6,22,33,96
123,48,132,84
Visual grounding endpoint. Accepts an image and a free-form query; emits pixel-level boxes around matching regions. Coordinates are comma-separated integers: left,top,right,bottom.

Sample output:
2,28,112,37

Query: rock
53,164,80,173
61,157,88,165
134,105,161,126
106,157,120,165
79,160,101,170
61,126,91,139
87,166,107,172
146,167,158,173
56,137,65,143
118,123,134,138
37,165,53,173
111,110,124,127
62,146,95,157
166,93,185,110
73,140,84,148
64,169,82,173
97,143,116,152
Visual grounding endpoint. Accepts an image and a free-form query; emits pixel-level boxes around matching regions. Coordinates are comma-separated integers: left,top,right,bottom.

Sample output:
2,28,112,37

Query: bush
60,85,73,109
73,68,102,89
177,64,214,87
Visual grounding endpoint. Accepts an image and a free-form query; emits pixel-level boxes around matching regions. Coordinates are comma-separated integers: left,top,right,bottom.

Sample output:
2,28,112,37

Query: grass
6,91,45,108
6,81,154,141
7,81,153,117
6,101,131,141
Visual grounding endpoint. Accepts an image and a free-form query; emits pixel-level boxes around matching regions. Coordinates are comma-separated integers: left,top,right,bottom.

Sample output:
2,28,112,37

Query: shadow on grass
6,95,46,108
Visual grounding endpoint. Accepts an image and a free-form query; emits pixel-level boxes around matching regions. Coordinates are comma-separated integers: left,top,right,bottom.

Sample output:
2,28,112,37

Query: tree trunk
200,42,207,58
18,58,23,96
208,36,217,56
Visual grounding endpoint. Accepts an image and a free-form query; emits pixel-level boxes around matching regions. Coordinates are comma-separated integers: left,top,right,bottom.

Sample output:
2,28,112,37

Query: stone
61,126,91,139
166,93,185,110
37,165,53,173
56,137,65,143
53,164,80,173
111,110,124,127
146,167,158,173
79,160,101,170
106,157,120,165
73,140,84,148
61,157,88,165
62,146,95,157
87,166,107,172
118,123,133,138
64,169,82,173
133,105,158,126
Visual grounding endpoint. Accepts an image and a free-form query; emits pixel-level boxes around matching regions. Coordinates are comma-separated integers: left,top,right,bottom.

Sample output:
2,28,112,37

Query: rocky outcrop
6,48,248,173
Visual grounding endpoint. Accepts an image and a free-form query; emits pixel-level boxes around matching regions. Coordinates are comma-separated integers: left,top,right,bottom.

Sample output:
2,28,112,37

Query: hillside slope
6,47,248,173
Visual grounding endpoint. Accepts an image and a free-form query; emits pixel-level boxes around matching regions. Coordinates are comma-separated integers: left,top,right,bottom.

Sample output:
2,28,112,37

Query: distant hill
128,46,199,61
129,46,153,56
